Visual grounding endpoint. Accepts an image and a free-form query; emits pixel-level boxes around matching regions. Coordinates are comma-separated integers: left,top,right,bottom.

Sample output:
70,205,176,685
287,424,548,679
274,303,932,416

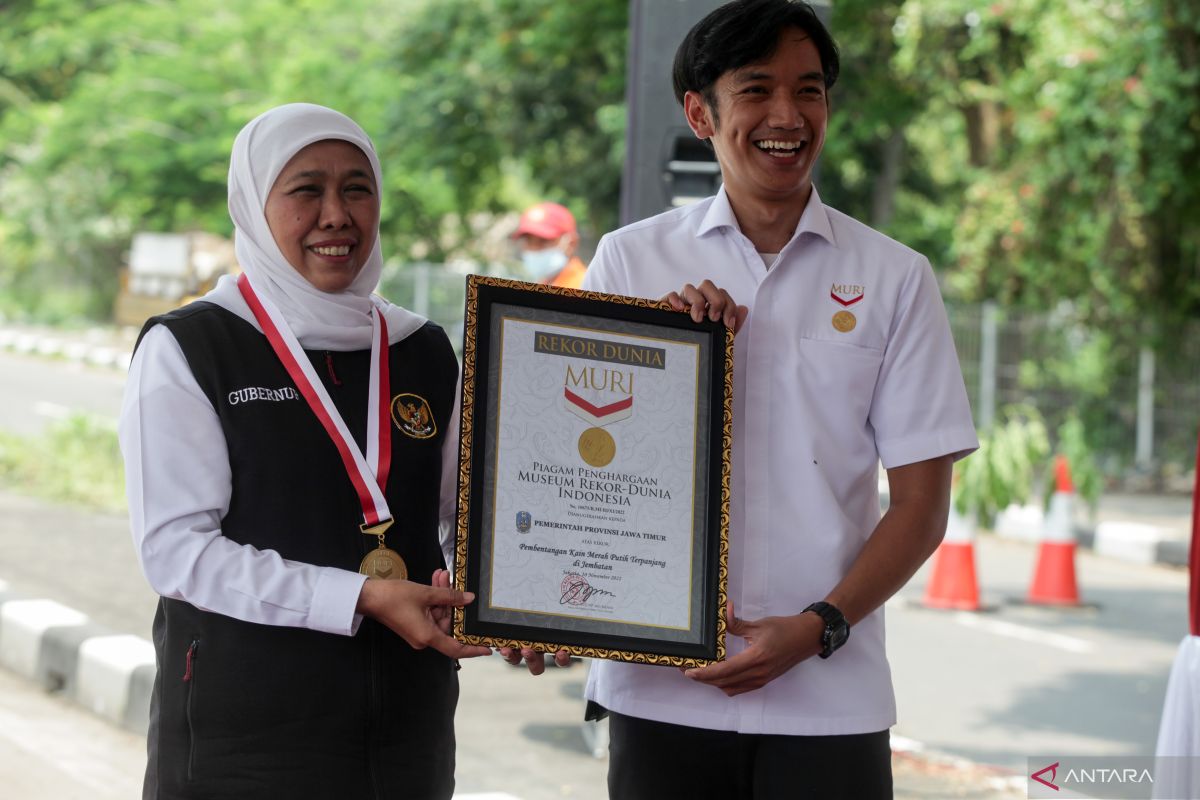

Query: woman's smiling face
264,139,379,293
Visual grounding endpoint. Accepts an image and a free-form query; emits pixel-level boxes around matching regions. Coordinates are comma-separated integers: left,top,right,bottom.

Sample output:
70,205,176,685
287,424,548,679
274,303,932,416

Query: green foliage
1011,311,1141,466
378,0,627,258
0,414,126,511
0,0,626,318
889,0,1200,337
954,405,1050,527
1047,414,1104,513
1,0,1195,350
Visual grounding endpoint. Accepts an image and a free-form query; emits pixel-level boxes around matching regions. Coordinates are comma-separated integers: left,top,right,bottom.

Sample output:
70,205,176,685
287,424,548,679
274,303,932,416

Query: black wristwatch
803,601,849,659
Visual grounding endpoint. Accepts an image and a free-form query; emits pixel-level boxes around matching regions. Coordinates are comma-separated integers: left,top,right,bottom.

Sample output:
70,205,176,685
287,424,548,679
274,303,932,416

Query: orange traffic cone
923,504,981,611
1027,455,1081,605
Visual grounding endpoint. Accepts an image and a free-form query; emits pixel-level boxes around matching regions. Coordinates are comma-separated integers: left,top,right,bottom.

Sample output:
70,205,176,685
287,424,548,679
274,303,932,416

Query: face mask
522,248,568,277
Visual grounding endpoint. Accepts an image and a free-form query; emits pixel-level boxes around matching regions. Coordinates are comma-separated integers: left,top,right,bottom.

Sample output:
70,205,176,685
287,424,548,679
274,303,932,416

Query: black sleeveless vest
139,302,459,800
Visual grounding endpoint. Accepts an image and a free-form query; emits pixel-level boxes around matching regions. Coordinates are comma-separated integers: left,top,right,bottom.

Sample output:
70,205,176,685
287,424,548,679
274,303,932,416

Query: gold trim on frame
452,275,732,668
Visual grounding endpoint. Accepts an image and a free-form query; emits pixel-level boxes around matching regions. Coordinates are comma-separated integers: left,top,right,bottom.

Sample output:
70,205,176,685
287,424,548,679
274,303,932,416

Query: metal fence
947,302,1199,480
381,264,1200,479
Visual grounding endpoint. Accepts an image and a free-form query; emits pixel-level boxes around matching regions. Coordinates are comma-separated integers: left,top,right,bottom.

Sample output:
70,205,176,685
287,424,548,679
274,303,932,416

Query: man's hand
499,646,573,676
430,568,455,634
357,576,491,660
662,280,749,333
683,602,822,697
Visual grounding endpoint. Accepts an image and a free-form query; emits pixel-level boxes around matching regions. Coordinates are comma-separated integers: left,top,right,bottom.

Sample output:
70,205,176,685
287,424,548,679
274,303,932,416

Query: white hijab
203,103,425,350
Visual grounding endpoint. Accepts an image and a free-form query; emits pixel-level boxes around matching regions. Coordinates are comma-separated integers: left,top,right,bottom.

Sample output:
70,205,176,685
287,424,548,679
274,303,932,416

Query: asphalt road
0,666,146,800
890,536,1186,770
0,350,125,437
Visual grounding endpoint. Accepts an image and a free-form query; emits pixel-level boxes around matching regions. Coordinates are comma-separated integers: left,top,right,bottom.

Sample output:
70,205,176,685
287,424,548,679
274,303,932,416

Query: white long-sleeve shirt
119,324,460,636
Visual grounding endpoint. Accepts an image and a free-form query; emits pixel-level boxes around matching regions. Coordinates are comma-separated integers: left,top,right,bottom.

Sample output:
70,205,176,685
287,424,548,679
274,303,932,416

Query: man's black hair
672,0,840,117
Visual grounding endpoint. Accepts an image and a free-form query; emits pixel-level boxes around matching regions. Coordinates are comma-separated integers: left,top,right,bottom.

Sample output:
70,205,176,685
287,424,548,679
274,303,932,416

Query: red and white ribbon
237,274,392,528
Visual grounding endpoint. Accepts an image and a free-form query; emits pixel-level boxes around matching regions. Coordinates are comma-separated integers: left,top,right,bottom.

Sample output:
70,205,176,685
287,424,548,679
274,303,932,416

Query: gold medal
359,546,408,581
359,518,405,580
832,310,856,332
578,426,616,467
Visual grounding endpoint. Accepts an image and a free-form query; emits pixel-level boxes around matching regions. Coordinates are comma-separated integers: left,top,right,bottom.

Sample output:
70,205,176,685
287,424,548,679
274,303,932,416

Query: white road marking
953,612,1096,654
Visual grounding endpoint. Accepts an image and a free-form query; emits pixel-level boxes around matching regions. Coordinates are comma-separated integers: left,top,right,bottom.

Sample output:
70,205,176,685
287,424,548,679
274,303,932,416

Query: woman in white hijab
120,103,489,800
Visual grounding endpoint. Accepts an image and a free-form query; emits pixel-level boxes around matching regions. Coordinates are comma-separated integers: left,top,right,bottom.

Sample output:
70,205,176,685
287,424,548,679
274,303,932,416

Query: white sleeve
869,256,979,468
119,324,368,636
580,235,628,296
437,379,462,570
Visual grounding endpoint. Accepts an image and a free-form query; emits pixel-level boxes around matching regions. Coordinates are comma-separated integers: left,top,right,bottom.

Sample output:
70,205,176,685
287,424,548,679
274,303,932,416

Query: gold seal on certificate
360,547,408,581
578,426,616,467
832,310,857,332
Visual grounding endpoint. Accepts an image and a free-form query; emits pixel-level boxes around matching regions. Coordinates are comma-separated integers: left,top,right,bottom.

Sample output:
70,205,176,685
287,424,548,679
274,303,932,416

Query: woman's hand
662,280,748,333
357,576,491,660
499,646,573,676
430,568,456,634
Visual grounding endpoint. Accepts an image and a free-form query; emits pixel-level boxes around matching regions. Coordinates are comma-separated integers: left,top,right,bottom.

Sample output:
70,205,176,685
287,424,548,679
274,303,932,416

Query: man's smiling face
684,28,828,210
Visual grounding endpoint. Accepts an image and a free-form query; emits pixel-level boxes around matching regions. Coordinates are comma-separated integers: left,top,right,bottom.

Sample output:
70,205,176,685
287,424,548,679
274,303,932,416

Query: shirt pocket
795,336,885,431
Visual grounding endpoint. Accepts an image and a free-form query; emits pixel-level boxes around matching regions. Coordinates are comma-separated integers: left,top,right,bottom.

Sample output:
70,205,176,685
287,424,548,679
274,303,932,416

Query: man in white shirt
576,1,979,796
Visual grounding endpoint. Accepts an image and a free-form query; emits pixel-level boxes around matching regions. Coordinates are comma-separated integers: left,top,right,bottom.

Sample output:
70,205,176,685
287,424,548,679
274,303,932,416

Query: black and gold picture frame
451,275,732,667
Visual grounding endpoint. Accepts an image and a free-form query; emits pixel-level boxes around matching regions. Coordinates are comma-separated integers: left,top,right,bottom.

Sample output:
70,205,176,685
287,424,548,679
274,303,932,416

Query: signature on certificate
560,573,616,606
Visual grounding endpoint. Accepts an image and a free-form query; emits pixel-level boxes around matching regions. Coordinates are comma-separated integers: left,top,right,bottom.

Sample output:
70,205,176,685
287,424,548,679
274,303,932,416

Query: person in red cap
512,201,588,288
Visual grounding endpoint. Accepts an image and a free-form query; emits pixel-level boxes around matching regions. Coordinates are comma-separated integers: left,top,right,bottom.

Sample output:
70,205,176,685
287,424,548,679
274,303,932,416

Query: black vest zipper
183,639,200,781
325,351,343,386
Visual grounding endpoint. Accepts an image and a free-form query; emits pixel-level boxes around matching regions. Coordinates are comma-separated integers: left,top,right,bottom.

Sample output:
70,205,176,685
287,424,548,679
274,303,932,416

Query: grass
0,414,127,512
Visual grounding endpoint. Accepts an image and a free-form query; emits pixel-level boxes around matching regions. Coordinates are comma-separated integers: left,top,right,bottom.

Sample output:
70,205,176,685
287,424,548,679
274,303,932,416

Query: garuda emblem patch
391,393,437,440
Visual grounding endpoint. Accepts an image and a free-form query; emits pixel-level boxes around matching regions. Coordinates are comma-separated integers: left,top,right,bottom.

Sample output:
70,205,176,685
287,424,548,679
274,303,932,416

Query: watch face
828,624,849,651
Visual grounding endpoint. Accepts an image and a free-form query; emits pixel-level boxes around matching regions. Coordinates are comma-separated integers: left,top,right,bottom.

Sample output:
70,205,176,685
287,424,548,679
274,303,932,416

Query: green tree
377,0,627,259
892,0,1200,337
0,0,627,318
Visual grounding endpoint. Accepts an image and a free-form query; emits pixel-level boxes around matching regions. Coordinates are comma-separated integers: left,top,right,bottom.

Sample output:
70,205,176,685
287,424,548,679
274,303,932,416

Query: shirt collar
696,185,837,249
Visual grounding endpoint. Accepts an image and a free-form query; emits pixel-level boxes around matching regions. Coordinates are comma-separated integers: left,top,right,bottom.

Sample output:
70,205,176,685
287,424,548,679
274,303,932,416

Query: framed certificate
451,275,731,667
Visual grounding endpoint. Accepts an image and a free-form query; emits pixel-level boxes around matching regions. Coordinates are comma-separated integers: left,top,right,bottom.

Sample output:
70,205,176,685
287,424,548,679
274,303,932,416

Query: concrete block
1156,539,1190,569
1093,521,1167,566
994,504,1043,541
38,622,111,694
35,339,62,356
86,347,118,368
123,662,157,734
1075,526,1096,550
0,599,87,680
76,634,156,725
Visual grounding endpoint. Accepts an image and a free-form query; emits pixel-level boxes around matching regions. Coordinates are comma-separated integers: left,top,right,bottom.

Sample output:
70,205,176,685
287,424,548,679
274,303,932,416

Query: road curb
0,581,152,734
0,327,132,371
917,498,1190,571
